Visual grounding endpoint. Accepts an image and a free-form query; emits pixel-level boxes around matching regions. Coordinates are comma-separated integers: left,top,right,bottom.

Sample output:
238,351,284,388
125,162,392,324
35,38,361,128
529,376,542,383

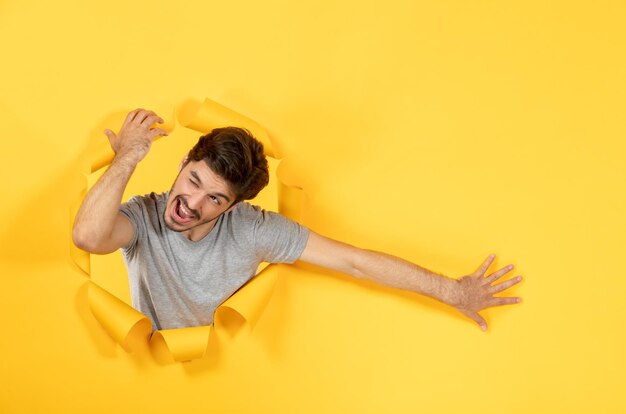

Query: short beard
163,193,222,233
163,212,220,233
163,174,237,234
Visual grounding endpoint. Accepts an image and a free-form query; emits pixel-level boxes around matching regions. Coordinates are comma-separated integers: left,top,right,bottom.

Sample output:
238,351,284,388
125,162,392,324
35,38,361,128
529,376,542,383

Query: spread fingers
490,276,523,294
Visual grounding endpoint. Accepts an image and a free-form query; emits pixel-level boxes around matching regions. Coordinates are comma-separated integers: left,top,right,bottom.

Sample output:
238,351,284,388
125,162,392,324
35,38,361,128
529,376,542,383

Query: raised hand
103,108,168,164
454,254,523,331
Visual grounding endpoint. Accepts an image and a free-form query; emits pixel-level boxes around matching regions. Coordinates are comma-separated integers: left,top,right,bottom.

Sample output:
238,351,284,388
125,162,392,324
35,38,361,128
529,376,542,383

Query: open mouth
172,197,196,224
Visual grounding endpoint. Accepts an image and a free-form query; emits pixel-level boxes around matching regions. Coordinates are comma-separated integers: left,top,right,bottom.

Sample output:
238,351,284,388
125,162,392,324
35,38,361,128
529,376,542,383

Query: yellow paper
69,174,90,275
87,282,152,352
214,265,279,335
177,98,277,158
276,161,304,222
3,3,625,411
72,98,303,362
89,111,175,173
150,325,212,363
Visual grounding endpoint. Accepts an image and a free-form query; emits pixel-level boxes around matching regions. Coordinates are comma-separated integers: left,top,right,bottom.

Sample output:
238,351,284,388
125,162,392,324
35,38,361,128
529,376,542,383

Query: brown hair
186,127,269,202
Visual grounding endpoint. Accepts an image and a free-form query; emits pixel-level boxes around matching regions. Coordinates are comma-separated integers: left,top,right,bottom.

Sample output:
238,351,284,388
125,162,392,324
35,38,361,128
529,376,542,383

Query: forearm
72,154,137,246
351,249,461,306
300,232,522,330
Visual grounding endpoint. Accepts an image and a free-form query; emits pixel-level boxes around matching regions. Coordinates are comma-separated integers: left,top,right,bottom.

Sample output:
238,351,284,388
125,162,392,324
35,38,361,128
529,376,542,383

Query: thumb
103,129,116,143
465,311,488,332
149,128,169,138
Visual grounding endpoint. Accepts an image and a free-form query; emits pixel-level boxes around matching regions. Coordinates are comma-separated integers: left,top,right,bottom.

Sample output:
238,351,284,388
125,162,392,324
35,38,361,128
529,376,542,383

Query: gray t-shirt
119,191,309,330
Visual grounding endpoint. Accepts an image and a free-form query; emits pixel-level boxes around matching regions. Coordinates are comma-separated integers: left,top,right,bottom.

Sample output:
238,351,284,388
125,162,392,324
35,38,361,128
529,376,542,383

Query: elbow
72,224,119,255
72,224,101,253
72,225,91,252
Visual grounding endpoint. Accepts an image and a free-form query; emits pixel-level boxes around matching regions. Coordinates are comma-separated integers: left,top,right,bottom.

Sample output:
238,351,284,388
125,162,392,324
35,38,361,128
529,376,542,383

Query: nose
186,193,204,212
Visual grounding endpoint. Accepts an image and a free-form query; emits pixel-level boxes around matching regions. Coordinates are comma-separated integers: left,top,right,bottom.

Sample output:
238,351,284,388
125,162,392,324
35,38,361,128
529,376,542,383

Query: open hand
454,254,523,331
103,108,168,164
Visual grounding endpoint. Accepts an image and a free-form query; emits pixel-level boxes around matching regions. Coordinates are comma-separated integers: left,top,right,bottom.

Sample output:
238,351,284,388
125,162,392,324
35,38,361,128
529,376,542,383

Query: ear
179,154,189,172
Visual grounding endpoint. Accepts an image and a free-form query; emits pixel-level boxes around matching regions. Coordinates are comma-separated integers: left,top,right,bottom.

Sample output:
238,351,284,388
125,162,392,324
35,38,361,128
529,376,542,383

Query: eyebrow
190,170,232,203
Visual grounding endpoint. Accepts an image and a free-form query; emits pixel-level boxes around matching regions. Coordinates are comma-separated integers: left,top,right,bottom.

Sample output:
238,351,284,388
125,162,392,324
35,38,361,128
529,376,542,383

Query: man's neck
182,218,219,242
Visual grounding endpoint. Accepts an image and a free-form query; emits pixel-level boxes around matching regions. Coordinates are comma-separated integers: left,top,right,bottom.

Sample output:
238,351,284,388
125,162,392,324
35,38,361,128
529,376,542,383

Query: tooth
181,202,192,218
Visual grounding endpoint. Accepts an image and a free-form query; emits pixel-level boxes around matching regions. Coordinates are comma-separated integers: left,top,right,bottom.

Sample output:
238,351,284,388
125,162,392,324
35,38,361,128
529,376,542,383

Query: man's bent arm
72,109,167,254
298,231,523,331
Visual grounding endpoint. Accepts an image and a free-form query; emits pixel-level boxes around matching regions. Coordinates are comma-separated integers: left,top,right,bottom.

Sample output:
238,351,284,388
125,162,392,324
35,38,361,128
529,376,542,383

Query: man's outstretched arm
298,231,523,331
72,109,167,254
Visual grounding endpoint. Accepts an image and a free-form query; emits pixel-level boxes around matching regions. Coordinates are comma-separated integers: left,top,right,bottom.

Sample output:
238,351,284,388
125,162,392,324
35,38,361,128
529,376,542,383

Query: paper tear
215,265,279,336
69,174,90,275
88,282,152,352
90,110,175,173
178,98,278,158
276,161,304,222
71,100,304,362
150,325,212,363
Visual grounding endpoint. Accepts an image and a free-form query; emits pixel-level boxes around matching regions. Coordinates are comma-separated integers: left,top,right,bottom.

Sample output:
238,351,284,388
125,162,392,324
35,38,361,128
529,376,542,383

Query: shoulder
224,202,308,237
229,202,289,227
128,191,168,204
228,202,307,237
124,191,168,212
120,192,169,233
227,204,309,263
230,201,263,219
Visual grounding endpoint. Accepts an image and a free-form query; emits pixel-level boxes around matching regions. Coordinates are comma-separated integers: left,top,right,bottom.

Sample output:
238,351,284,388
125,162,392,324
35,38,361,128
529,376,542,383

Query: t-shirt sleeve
118,195,146,257
252,209,309,264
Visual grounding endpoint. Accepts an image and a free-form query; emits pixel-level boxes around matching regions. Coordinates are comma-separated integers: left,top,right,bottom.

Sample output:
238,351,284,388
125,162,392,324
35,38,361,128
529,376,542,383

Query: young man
73,109,523,332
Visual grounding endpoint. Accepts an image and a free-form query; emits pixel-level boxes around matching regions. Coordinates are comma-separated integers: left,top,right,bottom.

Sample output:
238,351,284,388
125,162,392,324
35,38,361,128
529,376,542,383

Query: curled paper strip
276,161,304,222
215,265,279,335
178,98,277,158
88,282,152,352
69,174,90,275
70,100,304,362
150,325,213,363
149,265,278,363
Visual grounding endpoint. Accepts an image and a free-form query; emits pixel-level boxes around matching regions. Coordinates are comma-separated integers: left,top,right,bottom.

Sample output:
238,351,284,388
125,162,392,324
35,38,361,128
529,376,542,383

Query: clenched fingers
135,110,155,124
123,108,144,126
143,114,164,128
149,128,169,138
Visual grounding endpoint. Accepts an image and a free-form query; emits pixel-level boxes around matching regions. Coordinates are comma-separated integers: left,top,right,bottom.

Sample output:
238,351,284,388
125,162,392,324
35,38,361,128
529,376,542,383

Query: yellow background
1,0,625,413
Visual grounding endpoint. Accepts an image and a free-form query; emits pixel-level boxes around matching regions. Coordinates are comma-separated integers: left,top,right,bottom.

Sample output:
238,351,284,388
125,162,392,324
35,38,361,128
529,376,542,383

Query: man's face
164,159,237,240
